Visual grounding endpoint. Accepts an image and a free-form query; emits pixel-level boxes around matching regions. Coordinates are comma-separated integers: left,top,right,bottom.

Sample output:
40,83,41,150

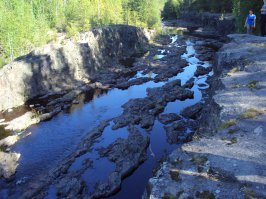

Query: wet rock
181,103,203,120
153,67,183,83
92,172,122,198
94,126,150,198
194,66,212,77
56,177,85,198
183,78,195,89
113,79,194,131
39,106,62,121
196,40,224,51
158,113,182,125
197,53,213,62
147,80,194,102
116,77,151,89
155,35,172,45
112,98,156,130
140,115,155,130
47,90,82,106
0,151,20,179
164,121,193,144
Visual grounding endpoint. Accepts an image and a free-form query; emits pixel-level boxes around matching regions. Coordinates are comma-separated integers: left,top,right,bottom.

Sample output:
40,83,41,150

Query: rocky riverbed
0,18,222,198
145,34,266,199
3,15,262,199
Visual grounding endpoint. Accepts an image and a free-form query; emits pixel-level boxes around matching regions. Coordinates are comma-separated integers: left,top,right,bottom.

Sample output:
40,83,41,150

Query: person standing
245,9,256,34
261,0,266,36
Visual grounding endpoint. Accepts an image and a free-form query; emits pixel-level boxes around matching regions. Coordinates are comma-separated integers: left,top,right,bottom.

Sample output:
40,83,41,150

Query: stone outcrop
0,25,150,111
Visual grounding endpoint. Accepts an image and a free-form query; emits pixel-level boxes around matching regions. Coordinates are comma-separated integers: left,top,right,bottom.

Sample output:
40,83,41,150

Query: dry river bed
0,27,224,198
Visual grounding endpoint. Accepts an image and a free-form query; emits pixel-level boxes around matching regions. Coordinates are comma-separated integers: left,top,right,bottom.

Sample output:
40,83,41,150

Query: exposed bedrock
0,25,151,111
144,34,266,199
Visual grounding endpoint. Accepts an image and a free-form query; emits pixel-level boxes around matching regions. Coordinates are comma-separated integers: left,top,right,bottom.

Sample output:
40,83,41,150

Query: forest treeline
163,0,263,25
0,0,265,68
0,0,164,67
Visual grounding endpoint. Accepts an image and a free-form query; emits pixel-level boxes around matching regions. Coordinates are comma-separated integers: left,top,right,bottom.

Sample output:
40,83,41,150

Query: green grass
239,108,264,119
0,57,7,69
221,136,228,141
247,80,259,90
228,128,239,134
221,119,236,129
0,145,7,152
0,0,165,68
191,156,208,165
227,137,238,145
231,84,241,89
0,127,11,140
228,67,238,74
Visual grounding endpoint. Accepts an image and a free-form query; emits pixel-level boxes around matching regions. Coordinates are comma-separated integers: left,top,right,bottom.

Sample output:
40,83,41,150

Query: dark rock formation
0,25,150,111
158,113,182,125
181,12,235,36
181,102,203,120
164,121,194,144
194,66,213,77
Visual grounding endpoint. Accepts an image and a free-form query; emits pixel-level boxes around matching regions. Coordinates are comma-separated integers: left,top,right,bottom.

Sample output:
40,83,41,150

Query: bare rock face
0,25,150,111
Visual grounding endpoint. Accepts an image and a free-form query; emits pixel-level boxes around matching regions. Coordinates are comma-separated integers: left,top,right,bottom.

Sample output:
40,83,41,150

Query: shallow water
0,36,213,198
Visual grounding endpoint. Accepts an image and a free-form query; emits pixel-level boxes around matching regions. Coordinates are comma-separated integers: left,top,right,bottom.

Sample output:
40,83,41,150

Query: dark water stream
0,36,213,199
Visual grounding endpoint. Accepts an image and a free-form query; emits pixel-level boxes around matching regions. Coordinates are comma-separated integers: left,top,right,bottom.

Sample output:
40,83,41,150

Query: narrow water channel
0,36,213,199
109,40,213,199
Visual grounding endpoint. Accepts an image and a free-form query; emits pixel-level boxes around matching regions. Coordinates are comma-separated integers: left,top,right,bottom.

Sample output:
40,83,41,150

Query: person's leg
247,24,252,34
262,15,266,36
261,17,263,36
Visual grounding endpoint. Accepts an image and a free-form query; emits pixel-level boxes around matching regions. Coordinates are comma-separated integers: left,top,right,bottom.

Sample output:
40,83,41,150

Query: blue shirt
247,14,256,25
261,4,266,15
